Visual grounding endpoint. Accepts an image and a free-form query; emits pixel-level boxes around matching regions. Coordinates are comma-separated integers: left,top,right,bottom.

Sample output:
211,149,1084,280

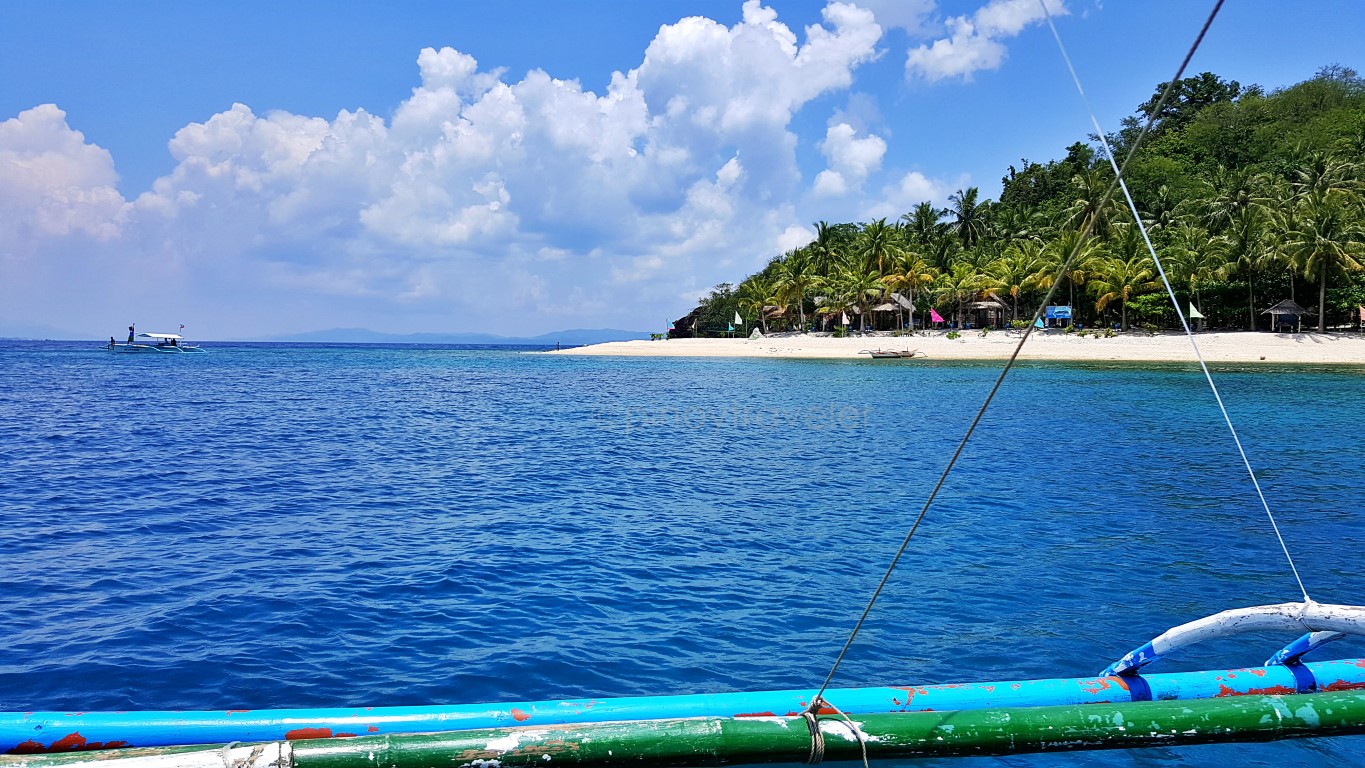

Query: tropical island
559,67,1365,363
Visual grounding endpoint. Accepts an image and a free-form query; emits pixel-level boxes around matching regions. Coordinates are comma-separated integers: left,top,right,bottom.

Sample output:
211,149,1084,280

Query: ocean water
1,339,1363,766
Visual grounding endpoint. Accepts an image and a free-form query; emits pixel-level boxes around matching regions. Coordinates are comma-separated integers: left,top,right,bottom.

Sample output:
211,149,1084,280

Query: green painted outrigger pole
7,690,1365,767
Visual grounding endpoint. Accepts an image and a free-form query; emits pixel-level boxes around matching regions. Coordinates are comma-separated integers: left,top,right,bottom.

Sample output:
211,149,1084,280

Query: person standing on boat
128,324,135,343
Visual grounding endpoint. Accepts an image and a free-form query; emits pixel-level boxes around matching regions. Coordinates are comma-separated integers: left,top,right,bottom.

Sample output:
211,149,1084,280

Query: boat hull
108,344,205,354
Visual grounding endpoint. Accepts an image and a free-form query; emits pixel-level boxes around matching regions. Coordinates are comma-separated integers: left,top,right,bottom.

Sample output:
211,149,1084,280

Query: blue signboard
1045,305,1072,319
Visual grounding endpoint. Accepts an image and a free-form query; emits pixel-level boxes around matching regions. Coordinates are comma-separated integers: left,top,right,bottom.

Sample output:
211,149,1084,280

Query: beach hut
1261,299,1310,333
891,292,917,330
965,296,1009,329
871,301,899,331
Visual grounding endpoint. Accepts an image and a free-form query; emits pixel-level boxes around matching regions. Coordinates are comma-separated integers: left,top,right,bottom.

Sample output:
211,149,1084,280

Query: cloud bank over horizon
0,0,1062,337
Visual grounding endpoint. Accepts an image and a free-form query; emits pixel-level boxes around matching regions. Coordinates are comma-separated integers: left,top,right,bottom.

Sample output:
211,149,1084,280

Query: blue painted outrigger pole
6,658,1365,754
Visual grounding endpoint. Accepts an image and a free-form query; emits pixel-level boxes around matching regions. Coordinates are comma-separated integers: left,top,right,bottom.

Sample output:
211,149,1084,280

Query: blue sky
2,0,1361,339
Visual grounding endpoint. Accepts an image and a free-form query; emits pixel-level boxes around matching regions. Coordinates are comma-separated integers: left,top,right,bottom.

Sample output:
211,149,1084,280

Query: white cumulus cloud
813,122,886,198
905,0,1066,82
0,105,128,250
1,1,892,337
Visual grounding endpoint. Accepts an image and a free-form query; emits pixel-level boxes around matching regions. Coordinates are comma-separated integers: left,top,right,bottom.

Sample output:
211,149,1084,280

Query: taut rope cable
807,0,1236,706
1040,0,1311,602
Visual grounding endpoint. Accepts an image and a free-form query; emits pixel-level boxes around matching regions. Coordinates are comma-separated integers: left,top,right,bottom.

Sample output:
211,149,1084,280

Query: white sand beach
551,331,1365,364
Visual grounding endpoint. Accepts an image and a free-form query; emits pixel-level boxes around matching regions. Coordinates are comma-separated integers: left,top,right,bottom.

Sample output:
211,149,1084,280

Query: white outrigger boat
106,332,206,354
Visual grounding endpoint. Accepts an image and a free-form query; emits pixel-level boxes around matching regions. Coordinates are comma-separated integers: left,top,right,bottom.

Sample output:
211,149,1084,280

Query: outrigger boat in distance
862,348,919,359
106,333,206,354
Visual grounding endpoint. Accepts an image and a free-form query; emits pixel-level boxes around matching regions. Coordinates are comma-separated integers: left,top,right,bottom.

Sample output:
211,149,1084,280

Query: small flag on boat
734,311,743,326
930,308,944,324
1034,317,1045,328
840,312,850,325
1189,303,1205,320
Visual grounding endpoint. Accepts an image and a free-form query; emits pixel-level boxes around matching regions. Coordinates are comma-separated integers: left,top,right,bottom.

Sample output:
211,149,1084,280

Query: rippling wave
1,341,1363,766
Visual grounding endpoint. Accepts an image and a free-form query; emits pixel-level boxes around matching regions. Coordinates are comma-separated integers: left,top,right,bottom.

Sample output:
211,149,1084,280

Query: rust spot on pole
1216,684,1295,697
5,733,130,754
286,727,334,740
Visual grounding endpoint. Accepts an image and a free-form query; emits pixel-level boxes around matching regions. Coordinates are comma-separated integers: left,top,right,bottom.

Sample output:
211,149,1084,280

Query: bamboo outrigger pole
7,690,1365,768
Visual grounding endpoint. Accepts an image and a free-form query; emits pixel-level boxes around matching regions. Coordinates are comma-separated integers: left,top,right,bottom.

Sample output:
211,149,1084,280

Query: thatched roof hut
1262,299,1311,332
1261,299,1310,317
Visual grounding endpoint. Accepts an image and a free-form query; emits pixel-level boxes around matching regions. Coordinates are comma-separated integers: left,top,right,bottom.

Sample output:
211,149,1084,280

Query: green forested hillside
681,67,1365,337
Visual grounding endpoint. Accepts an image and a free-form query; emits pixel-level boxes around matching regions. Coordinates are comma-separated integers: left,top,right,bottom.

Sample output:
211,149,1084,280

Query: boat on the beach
106,333,206,354
863,348,919,359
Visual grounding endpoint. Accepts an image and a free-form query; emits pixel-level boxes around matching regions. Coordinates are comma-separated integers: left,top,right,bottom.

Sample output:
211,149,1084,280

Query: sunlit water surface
1,340,1363,766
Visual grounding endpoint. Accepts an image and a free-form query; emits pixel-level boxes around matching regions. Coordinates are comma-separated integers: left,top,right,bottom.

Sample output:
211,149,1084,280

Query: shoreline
549,331,1365,365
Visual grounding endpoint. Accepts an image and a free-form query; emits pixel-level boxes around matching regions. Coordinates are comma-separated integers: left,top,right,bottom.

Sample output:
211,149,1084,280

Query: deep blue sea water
1,340,1363,766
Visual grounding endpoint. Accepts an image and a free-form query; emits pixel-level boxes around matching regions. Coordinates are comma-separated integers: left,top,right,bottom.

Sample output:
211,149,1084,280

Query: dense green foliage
685,67,1365,336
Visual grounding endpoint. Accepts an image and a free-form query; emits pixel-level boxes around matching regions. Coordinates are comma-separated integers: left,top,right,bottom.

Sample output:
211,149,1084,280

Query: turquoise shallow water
1,340,1363,766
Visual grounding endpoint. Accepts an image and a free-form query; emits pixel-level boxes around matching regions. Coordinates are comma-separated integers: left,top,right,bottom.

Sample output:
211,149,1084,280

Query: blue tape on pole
1285,662,1318,694
1123,674,1153,702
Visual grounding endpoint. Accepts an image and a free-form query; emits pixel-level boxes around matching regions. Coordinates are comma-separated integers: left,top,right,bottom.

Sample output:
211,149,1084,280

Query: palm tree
1064,167,1115,239
901,201,947,246
1140,184,1182,232
985,241,1048,321
1040,228,1103,315
809,221,841,278
1281,191,1365,332
1199,165,1263,235
1286,147,1356,201
882,251,937,331
772,249,814,331
934,262,985,329
856,218,903,277
1089,248,1159,331
736,276,778,334
947,187,990,249
992,205,1043,243
817,262,884,334
1164,220,1220,316
1210,206,1271,330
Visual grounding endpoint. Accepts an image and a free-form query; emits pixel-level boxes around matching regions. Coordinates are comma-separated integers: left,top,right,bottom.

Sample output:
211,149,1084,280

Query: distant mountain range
0,323,93,340
0,326,650,345
254,328,651,345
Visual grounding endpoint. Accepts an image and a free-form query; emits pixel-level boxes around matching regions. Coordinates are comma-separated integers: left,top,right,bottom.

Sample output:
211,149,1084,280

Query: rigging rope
1039,0,1310,603
807,0,1247,706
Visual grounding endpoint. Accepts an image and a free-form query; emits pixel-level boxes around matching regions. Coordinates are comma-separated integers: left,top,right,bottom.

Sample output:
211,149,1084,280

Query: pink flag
930,308,944,323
